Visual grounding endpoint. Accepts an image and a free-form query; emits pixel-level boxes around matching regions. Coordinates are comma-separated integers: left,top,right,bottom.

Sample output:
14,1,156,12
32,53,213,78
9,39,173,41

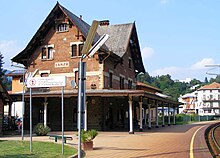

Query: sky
0,0,220,81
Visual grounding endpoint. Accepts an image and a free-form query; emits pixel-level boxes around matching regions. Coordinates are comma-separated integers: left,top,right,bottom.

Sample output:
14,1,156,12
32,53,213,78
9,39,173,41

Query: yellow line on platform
190,125,205,158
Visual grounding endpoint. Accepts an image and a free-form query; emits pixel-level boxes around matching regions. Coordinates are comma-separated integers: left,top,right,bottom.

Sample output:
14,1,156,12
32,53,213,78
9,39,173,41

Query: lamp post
77,20,110,158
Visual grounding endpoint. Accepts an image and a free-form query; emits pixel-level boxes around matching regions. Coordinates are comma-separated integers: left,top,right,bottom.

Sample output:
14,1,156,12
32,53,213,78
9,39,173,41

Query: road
85,121,216,158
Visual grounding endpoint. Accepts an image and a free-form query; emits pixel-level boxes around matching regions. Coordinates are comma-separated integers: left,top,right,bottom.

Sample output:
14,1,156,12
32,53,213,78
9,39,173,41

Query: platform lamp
77,20,110,158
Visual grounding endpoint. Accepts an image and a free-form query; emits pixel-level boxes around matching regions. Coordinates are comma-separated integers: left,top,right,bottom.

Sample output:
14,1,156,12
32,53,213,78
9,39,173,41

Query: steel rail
211,123,220,151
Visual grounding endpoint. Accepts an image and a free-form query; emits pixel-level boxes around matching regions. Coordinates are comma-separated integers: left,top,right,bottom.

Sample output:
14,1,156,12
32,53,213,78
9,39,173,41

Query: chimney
99,20,110,27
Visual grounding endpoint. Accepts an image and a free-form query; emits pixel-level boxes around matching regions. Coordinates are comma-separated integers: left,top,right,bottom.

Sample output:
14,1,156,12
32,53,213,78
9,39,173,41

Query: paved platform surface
0,121,217,158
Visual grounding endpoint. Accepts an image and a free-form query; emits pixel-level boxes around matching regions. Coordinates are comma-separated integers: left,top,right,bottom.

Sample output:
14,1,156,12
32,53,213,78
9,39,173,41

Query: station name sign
27,76,66,88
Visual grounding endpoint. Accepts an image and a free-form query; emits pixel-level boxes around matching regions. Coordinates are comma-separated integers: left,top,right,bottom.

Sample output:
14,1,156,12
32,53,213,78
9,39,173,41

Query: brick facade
11,3,150,131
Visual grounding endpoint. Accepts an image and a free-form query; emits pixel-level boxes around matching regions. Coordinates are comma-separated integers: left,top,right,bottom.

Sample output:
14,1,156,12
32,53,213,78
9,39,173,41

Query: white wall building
179,82,220,117
196,82,220,116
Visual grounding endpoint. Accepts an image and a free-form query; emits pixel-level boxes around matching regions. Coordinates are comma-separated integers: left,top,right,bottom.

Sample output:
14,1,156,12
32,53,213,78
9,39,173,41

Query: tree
0,52,12,90
0,52,4,78
215,75,220,83
204,77,208,84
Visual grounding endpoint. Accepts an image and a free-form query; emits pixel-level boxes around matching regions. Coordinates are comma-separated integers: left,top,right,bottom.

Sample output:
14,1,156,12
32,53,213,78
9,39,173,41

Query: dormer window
58,23,68,32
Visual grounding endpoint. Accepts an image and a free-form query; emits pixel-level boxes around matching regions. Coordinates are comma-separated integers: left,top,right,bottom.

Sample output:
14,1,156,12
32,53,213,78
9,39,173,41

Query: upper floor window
48,47,53,59
128,79,132,89
79,44,84,56
120,76,125,89
42,47,47,59
109,72,113,88
128,58,132,69
71,45,77,56
58,23,68,32
41,45,54,60
70,42,84,57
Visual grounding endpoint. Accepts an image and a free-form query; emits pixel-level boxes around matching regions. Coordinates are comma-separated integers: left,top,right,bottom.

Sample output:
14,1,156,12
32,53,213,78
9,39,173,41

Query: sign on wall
27,76,66,88
55,62,69,68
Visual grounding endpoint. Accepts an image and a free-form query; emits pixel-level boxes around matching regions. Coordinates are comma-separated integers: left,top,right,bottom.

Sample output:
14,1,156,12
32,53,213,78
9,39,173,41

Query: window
109,72,113,88
48,47,53,59
75,71,79,85
70,42,84,57
40,73,49,77
210,95,213,100
71,45,77,57
58,23,68,32
42,47,47,59
41,45,54,60
128,58,132,68
79,44,84,56
120,76,124,89
128,80,132,89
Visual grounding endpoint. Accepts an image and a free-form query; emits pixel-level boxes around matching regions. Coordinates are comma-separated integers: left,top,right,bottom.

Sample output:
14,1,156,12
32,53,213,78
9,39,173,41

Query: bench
48,135,73,143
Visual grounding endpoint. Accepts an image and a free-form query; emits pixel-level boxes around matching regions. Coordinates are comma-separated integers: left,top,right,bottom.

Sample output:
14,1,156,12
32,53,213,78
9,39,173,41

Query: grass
0,140,77,158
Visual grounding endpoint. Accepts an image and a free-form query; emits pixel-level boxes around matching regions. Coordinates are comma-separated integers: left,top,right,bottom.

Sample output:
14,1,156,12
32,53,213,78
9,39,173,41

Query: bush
81,129,98,143
33,123,51,136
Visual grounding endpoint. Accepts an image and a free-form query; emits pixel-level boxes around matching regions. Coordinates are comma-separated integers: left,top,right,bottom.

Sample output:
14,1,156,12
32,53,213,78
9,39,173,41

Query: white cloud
190,58,215,70
141,46,155,59
149,58,217,81
151,66,179,76
0,40,23,70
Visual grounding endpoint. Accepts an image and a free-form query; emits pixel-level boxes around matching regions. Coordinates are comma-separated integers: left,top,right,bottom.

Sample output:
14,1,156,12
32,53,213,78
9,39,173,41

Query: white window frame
58,23,68,32
70,42,84,57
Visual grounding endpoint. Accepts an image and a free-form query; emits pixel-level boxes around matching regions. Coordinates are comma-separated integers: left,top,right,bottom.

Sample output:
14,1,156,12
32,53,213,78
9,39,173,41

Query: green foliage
0,52,4,78
137,72,220,101
33,123,51,136
0,52,12,90
81,129,98,143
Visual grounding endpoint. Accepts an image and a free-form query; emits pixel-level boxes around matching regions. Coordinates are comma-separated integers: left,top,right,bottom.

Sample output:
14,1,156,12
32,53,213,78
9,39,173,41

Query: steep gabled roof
98,23,133,57
198,82,220,90
98,23,145,73
12,2,101,66
11,2,145,73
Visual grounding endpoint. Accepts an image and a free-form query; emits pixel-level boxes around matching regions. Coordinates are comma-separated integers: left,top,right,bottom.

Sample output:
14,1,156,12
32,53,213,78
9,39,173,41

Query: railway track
205,122,220,158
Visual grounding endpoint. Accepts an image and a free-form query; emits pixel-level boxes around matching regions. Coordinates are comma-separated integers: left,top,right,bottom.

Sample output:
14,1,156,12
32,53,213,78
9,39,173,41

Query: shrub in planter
33,123,51,136
80,129,98,150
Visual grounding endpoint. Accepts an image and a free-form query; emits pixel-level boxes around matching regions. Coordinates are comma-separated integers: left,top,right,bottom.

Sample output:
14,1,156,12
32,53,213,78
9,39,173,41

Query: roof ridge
107,23,133,27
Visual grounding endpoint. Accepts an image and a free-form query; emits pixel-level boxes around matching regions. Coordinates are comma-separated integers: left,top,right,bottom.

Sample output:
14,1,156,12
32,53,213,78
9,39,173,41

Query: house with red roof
196,82,220,116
